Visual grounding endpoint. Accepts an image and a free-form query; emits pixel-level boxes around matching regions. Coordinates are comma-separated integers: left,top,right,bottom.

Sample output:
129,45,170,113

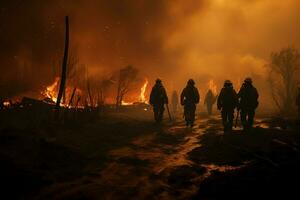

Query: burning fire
208,80,217,95
41,77,80,107
41,77,150,107
42,77,60,103
121,78,149,106
140,79,148,103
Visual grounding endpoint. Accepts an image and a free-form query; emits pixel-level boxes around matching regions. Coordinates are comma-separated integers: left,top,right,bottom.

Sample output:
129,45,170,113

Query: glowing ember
121,100,133,106
42,77,60,103
3,101,10,107
208,80,217,95
140,79,148,103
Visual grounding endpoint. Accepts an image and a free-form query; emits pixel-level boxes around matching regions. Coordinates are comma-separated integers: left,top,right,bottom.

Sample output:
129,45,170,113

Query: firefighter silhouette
150,79,168,123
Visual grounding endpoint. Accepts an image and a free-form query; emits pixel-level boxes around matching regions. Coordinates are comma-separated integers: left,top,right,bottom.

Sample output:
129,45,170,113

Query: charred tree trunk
68,87,77,108
116,73,122,109
55,16,69,116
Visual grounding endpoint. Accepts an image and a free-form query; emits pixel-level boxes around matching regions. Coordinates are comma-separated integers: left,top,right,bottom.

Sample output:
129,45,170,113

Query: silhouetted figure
217,80,238,132
204,89,216,115
150,79,168,123
237,78,259,131
171,90,179,114
296,86,300,117
181,79,200,127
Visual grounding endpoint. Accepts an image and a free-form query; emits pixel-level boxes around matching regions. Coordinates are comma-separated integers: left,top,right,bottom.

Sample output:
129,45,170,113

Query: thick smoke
0,0,300,109
0,0,205,97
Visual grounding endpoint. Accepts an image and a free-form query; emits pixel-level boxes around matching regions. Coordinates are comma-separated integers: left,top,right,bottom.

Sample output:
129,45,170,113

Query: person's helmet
156,79,162,84
244,77,252,84
188,79,195,86
224,80,232,87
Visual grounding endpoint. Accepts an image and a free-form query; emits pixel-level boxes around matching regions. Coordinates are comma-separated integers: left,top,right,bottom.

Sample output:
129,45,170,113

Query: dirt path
31,112,300,200
35,115,256,200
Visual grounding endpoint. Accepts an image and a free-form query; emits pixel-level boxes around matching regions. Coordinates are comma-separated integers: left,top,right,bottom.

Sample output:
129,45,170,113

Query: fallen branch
272,139,300,154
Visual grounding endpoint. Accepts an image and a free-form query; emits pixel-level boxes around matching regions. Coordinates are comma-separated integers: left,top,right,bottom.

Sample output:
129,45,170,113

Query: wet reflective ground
32,114,299,199
1,112,300,199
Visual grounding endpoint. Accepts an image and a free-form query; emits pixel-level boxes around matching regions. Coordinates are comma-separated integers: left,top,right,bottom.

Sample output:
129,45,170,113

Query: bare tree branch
267,47,300,116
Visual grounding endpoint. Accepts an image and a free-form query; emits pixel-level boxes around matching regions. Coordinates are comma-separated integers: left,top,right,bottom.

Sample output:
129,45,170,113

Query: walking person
204,89,217,116
237,78,259,131
180,79,200,127
217,80,238,132
150,79,168,123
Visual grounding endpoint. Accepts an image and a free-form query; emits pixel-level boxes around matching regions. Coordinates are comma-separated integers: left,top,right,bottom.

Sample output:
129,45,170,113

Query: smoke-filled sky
1,0,300,103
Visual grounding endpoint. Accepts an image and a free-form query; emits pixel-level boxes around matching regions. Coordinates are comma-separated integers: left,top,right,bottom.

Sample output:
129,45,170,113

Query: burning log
55,16,69,114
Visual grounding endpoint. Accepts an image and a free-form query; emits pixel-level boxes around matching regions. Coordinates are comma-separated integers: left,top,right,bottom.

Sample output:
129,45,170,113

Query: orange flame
208,80,217,95
42,77,60,103
41,77,83,107
140,79,148,103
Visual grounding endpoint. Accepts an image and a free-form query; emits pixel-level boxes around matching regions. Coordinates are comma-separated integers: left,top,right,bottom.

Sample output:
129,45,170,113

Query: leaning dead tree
267,47,300,115
115,65,138,108
68,87,77,108
55,16,69,113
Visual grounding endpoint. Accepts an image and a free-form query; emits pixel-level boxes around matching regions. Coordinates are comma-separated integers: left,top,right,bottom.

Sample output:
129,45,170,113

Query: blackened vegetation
267,47,300,116
115,65,139,108
0,102,153,199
